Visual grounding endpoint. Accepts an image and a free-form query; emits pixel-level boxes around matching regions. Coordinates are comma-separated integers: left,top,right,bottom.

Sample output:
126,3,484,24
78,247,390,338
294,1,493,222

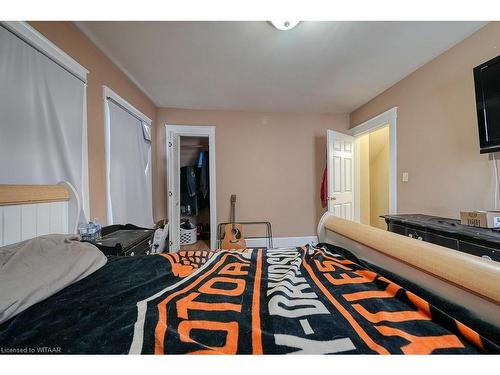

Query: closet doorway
166,125,216,252
326,107,397,224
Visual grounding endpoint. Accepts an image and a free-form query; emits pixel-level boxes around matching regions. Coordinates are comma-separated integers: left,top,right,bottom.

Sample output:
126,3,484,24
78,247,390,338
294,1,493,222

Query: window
0,22,89,220
103,86,153,227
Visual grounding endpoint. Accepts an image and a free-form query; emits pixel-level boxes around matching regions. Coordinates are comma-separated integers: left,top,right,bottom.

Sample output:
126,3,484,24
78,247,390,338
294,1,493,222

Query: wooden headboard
0,185,70,206
0,182,80,246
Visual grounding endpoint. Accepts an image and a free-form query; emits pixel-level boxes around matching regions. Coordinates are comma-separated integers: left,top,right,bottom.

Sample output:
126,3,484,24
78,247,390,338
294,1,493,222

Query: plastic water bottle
78,220,100,242
78,222,90,241
87,221,96,241
93,218,102,241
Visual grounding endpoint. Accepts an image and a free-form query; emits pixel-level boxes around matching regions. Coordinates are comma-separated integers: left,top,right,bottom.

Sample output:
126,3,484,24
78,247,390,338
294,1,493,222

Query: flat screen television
474,54,500,153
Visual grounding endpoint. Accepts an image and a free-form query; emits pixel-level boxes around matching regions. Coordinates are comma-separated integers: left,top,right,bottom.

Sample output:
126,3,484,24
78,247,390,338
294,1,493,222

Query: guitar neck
230,195,236,229
231,201,236,229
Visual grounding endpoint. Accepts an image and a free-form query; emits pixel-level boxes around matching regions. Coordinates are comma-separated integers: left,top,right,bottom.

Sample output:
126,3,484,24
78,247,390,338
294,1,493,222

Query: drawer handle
408,233,423,241
482,255,492,261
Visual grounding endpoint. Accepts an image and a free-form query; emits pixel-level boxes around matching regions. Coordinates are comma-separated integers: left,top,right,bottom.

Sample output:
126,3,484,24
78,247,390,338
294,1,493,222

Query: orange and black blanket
0,245,498,354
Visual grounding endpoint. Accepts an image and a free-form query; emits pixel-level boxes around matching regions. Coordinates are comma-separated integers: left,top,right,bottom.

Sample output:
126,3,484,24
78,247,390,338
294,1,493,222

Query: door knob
329,197,336,201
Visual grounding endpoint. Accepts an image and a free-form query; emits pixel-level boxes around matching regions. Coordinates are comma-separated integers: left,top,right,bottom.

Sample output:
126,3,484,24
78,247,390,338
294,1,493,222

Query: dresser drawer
458,241,499,261
426,232,459,250
491,250,500,262
383,215,500,262
123,237,152,256
405,227,426,241
387,222,406,236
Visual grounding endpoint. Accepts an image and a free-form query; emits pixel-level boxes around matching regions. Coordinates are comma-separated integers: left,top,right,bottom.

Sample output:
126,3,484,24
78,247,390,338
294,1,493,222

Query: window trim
103,86,152,125
1,21,90,219
1,21,89,83
103,85,153,225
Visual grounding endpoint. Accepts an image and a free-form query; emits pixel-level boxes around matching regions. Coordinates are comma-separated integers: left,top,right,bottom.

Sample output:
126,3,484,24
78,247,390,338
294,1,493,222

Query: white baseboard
245,236,318,249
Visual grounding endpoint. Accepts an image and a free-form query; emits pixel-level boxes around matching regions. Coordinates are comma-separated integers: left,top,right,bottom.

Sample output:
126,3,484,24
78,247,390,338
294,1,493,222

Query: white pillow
0,234,107,324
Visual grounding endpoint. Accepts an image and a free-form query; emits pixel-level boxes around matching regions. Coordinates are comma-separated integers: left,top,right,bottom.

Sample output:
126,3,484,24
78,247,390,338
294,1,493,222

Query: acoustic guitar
221,194,247,250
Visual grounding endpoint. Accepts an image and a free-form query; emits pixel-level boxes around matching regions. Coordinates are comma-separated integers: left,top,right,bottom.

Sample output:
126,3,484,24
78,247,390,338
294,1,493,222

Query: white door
166,130,180,251
327,130,355,220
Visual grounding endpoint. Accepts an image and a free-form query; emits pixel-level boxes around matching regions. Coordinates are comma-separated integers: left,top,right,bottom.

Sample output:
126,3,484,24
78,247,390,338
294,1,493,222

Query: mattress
0,244,497,354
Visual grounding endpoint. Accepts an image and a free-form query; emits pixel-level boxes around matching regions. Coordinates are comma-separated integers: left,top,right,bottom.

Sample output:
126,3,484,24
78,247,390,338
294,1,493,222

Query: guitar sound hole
231,228,242,240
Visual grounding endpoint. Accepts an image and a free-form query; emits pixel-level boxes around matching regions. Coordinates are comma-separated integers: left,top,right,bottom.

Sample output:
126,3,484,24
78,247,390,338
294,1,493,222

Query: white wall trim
103,86,152,125
347,107,397,137
81,85,90,220
166,125,216,135
349,107,398,219
103,96,113,225
165,124,217,250
353,137,361,223
245,236,318,249
1,21,89,82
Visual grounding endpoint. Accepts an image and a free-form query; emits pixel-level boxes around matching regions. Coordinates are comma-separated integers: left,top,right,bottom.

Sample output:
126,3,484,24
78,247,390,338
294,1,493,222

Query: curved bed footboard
317,212,500,327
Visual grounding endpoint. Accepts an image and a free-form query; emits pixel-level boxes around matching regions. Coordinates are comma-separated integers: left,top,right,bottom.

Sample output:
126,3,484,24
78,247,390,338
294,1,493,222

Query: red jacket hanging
321,166,328,208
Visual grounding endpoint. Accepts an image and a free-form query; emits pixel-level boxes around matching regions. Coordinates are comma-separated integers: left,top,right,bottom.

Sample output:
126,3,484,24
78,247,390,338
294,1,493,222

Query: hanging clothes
196,151,210,211
181,166,198,216
180,150,209,216
321,166,328,208
197,151,209,199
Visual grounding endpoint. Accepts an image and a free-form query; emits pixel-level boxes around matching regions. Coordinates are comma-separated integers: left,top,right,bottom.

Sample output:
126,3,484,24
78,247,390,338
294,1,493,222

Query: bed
0,184,499,354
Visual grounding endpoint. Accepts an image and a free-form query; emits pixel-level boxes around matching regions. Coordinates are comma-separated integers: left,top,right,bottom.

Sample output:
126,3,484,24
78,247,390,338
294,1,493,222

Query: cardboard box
460,210,500,228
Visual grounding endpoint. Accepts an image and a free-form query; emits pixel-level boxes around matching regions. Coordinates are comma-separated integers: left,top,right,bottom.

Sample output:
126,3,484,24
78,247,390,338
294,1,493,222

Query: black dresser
382,214,500,262
86,224,155,256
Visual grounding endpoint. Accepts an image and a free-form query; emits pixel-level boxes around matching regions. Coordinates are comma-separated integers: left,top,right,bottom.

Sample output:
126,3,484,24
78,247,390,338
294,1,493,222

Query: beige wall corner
155,109,349,236
350,22,500,219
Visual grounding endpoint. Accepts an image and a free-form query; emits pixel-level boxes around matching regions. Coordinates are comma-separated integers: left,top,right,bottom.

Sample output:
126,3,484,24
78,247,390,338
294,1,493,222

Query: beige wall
155,108,349,237
350,22,500,219
30,22,157,224
369,127,389,229
358,127,390,229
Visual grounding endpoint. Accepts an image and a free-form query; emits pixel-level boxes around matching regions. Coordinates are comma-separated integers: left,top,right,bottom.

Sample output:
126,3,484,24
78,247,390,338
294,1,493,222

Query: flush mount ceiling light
269,20,300,31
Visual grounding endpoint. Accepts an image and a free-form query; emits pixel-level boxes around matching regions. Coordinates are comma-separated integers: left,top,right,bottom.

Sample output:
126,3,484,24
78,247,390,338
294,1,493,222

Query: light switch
402,172,409,182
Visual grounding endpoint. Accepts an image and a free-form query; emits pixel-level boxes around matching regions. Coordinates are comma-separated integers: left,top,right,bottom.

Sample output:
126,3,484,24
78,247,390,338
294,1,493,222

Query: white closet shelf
180,145,208,150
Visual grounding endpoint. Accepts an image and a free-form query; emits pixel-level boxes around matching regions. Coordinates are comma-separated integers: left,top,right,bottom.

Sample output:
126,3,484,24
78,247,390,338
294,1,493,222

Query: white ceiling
76,21,487,114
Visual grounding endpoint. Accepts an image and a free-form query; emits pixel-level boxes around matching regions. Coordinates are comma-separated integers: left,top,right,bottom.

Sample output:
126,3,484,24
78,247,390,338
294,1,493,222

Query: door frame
165,124,217,250
348,107,397,222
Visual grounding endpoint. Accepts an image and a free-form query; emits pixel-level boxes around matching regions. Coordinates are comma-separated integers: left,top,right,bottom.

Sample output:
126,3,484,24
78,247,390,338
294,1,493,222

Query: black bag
91,224,155,256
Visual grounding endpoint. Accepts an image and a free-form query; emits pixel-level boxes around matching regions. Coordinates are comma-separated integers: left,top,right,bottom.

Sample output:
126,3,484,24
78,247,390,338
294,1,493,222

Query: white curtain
105,100,153,228
0,25,87,219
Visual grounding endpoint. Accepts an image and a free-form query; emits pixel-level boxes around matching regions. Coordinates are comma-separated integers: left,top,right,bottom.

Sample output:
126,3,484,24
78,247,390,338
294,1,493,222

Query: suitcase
91,224,155,256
